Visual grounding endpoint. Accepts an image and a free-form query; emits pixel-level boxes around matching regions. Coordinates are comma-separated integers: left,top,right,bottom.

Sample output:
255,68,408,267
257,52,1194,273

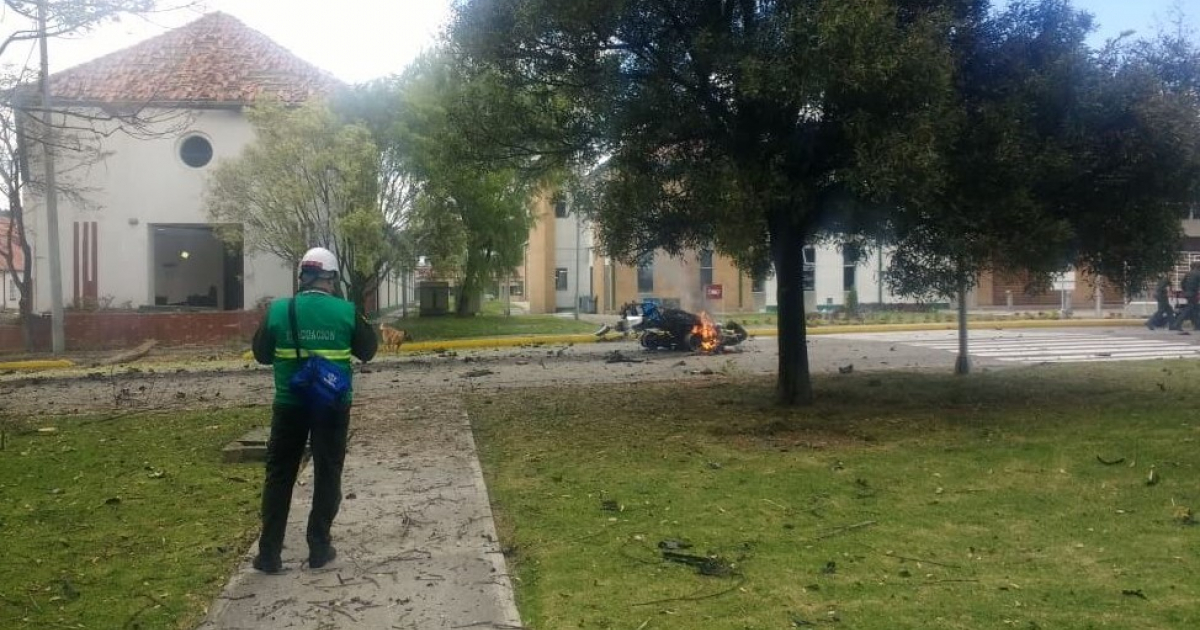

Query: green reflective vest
265,291,357,405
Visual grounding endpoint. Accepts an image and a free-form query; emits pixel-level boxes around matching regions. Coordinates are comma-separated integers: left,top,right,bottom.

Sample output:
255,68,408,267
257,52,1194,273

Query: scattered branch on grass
886,554,961,569
661,550,736,576
915,579,981,586
619,543,669,566
813,520,877,540
569,529,606,543
631,576,747,607
123,594,167,629
1096,455,1126,466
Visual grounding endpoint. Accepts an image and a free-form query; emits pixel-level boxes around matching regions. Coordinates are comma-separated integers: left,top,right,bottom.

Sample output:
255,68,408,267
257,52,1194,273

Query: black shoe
252,554,283,574
308,546,337,569
1146,322,1156,330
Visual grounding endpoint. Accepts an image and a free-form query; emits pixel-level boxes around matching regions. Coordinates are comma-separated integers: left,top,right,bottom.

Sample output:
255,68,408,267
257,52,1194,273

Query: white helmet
299,247,339,277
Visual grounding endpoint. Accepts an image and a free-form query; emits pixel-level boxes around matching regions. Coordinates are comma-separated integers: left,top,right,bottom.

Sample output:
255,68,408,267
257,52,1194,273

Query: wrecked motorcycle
597,301,748,352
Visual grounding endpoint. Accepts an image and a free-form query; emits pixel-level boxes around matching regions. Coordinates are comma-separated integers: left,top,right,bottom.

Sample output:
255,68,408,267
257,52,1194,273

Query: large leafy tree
887,1,1200,373
454,0,970,404
205,100,397,313
382,52,537,316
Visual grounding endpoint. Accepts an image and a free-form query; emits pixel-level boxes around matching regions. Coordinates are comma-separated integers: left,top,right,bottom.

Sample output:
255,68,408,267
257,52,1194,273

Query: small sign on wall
705,284,723,299
1051,271,1076,291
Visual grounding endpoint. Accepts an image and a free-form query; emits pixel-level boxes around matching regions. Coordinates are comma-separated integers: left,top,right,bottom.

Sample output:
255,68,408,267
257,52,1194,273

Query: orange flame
692,311,720,353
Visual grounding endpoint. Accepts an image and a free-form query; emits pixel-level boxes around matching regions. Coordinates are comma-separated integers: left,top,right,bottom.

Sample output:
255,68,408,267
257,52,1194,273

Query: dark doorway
151,224,243,310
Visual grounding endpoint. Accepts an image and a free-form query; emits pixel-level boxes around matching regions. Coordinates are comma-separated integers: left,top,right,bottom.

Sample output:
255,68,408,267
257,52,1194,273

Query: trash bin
418,281,450,316
577,295,596,314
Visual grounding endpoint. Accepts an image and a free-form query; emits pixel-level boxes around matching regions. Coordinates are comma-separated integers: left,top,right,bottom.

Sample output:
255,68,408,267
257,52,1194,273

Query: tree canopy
373,52,539,316
888,1,1200,301
454,0,1200,404
205,99,397,313
454,0,966,403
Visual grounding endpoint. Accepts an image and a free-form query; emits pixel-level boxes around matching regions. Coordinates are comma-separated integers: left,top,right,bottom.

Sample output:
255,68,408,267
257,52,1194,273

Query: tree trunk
954,276,970,375
456,251,481,317
6,190,36,353
772,223,813,406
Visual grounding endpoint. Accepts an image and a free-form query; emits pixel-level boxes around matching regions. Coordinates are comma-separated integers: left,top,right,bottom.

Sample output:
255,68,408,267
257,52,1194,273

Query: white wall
25,106,293,312
552,209,592,311
763,244,915,311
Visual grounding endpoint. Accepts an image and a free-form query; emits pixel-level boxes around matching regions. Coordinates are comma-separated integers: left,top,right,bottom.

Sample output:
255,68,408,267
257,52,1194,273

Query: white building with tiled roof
18,12,340,313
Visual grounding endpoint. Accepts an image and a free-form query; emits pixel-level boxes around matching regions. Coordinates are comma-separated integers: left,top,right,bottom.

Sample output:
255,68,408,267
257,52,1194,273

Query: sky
4,0,1199,85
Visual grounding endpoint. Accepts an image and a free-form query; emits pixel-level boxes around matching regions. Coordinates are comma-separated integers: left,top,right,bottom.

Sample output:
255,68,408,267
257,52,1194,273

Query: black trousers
257,403,350,561
1171,298,1200,330
1147,299,1175,328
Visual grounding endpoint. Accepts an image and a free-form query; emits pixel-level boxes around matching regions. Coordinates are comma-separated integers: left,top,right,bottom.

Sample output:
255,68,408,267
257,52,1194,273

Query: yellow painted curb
0,359,76,371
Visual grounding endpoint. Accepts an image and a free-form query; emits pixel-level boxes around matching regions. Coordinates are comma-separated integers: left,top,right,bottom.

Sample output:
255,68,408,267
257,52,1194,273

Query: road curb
221,319,1143,360
0,359,76,371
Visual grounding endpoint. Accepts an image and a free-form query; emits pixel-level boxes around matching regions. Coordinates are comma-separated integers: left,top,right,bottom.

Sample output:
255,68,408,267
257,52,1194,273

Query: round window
179,135,213,168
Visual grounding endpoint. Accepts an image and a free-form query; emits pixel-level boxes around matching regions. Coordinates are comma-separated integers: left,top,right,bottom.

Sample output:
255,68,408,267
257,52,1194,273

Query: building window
510,280,525,297
554,199,569,218
637,253,654,293
699,249,714,292
179,135,213,168
751,276,765,293
555,268,568,291
842,244,859,292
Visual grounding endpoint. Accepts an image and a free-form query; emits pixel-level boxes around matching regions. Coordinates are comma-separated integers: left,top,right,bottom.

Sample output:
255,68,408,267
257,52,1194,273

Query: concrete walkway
197,395,523,630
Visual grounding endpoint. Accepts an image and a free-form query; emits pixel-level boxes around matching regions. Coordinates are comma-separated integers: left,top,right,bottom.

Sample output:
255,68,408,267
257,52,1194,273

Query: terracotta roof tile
48,12,341,106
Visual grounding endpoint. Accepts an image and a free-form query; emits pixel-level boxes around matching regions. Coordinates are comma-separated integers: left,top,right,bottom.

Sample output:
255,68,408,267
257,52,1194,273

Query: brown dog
379,323,411,353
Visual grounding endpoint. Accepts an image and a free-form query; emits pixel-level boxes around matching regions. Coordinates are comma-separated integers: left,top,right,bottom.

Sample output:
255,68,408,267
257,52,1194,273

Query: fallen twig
814,520,877,540
889,554,960,569
632,576,747,606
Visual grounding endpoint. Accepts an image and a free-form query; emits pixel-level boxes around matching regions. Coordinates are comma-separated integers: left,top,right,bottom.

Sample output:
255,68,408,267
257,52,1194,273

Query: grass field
468,362,1200,630
0,408,266,629
380,312,599,341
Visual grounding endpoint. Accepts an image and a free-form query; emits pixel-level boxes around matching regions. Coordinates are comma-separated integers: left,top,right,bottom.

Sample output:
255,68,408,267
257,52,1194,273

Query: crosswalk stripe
825,330,1200,364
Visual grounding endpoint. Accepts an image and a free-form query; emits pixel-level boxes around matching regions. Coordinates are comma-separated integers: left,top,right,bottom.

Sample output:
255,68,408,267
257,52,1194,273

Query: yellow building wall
596,251,756,315
523,192,557,315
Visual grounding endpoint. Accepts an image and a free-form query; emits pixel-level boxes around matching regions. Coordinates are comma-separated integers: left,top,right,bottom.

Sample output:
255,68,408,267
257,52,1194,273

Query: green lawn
467,362,1200,630
381,312,599,341
0,408,266,630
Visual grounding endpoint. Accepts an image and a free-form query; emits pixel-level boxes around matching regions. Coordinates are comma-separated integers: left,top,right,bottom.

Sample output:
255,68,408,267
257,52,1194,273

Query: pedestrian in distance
250,247,378,574
1145,275,1175,330
1170,261,1200,334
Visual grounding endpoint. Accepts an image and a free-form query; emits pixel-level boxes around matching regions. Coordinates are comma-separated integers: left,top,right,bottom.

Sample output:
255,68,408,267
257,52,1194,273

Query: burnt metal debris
599,300,748,353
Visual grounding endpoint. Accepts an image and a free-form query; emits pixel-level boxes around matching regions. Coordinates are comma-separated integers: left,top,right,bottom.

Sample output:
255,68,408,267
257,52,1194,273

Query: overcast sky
7,0,1199,85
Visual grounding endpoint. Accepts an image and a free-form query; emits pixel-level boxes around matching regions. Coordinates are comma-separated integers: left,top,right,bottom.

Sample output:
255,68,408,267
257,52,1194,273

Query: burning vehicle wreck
595,301,749,352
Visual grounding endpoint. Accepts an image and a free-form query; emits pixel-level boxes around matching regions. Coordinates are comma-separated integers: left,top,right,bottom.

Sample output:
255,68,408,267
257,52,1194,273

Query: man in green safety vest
250,247,377,573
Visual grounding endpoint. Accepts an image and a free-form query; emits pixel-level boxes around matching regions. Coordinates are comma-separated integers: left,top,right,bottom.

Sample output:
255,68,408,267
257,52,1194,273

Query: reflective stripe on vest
274,348,353,361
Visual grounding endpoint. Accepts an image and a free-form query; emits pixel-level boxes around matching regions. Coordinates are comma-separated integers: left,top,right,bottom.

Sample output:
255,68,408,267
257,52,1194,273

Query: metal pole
37,0,65,354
